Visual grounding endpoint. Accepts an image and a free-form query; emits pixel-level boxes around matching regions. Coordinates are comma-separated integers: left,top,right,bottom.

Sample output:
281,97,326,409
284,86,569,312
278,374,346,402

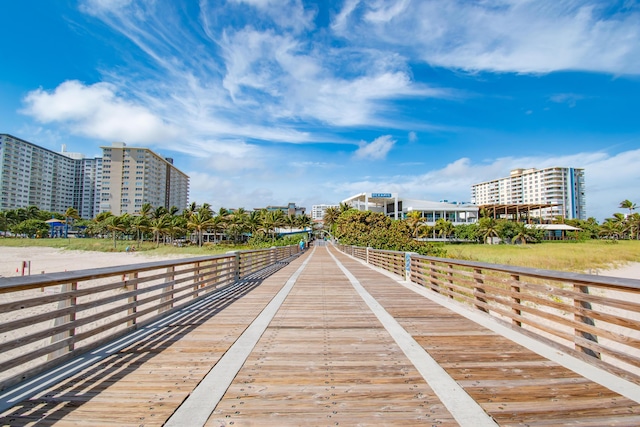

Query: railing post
367,247,371,265
48,281,78,360
227,251,241,282
192,262,200,295
474,268,488,313
127,272,138,325
511,274,522,327
447,263,454,299
430,261,439,293
573,284,600,359
158,266,175,311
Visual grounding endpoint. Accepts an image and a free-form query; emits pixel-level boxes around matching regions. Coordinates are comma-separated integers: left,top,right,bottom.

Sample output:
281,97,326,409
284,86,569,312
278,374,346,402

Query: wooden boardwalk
2,244,640,426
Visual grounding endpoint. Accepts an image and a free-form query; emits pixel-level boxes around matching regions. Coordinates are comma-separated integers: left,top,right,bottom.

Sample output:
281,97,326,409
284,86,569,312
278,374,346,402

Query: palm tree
139,202,153,219
64,207,80,238
151,206,168,220
26,205,40,220
246,210,263,237
209,214,227,243
323,206,339,228
435,218,454,239
187,211,214,247
149,216,171,247
600,218,622,240
284,214,297,232
608,213,629,239
620,200,637,216
296,214,313,231
405,211,424,238
512,222,532,245
131,215,150,245
105,214,128,249
228,208,248,242
338,202,351,214
169,215,188,244
478,217,499,244
183,201,198,219
0,211,9,237
627,213,640,240
260,210,285,242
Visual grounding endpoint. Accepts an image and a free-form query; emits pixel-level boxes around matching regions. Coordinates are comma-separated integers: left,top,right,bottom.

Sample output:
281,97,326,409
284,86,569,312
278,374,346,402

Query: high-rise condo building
0,134,77,213
471,167,586,220
100,142,189,216
0,134,189,219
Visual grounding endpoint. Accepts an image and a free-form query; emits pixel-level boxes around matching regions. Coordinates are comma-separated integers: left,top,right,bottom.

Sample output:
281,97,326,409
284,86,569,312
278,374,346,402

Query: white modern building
100,142,189,216
342,192,478,225
471,167,586,220
311,204,339,221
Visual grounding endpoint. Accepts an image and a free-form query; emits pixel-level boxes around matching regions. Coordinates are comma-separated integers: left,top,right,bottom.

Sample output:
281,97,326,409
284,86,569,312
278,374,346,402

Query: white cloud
354,135,396,160
408,131,417,142
22,80,179,144
334,0,640,75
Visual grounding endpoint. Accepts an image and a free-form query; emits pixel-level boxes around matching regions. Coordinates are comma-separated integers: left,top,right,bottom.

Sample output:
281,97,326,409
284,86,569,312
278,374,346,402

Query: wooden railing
0,245,300,391
335,245,640,383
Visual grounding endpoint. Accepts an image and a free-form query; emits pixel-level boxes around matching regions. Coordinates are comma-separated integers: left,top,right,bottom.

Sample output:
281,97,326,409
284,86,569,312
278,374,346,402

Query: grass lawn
445,240,640,272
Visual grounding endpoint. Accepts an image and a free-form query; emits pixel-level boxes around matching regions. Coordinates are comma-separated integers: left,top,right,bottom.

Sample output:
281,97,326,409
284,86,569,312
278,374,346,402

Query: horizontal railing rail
335,244,640,383
0,245,300,391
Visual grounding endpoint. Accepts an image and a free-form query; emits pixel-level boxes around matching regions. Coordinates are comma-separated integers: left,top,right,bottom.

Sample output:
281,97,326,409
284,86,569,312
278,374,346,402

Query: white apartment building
342,192,478,225
0,134,77,213
471,167,586,220
311,204,339,221
100,142,189,215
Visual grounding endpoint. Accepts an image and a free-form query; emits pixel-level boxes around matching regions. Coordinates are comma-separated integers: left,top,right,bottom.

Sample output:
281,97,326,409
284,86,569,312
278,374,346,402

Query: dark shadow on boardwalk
0,258,297,426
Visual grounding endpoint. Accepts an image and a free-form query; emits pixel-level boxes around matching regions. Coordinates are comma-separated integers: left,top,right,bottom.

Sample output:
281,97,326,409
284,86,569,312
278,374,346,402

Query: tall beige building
100,142,189,215
471,167,586,220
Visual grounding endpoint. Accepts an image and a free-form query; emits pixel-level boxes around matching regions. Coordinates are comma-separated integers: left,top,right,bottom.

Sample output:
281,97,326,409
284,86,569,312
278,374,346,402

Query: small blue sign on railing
371,193,392,198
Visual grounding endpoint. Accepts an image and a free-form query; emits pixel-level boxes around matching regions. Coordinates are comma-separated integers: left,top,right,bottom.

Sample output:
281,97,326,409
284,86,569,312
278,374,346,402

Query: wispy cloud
333,0,640,75
550,93,586,107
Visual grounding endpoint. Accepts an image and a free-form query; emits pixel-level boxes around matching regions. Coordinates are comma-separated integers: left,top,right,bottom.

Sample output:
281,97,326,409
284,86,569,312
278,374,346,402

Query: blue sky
1,0,639,221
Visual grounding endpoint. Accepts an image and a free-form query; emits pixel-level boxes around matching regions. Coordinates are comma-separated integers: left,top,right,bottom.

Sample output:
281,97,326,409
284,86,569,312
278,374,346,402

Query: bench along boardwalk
1,243,640,425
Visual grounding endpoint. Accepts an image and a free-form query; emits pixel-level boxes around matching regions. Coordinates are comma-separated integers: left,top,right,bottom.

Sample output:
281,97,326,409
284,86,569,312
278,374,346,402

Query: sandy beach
0,246,192,278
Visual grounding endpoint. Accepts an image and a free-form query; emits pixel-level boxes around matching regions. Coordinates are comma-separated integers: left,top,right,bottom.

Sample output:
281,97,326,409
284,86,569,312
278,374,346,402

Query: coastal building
311,204,339,221
0,134,189,219
471,167,586,221
100,142,189,216
0,134,77,213
342,192,478,225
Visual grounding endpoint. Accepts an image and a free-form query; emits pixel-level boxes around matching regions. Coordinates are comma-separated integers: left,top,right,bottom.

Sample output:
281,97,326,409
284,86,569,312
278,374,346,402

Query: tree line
0,202,313,247
322,199,640,251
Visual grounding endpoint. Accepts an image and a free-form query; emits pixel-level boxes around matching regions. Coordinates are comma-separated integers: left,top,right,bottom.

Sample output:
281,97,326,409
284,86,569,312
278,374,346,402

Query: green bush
335,211,447,257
